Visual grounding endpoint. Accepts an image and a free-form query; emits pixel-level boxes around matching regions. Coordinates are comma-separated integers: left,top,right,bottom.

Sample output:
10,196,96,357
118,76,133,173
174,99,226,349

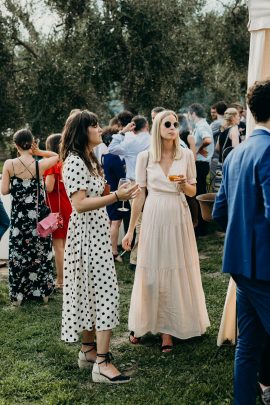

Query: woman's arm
1,160,11,195
122,188,146,251
180,182,196,197
175,175,196,197
187,134,197,161
230,126,240,148
38,156,59,175
31,142,58,158
31,143,59,176
45,174,55,193
71,183,140,214
127,188,146,233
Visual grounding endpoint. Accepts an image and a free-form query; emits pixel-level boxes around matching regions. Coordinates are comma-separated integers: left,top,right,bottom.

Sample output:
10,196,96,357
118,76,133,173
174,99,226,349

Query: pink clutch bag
37,212,59,238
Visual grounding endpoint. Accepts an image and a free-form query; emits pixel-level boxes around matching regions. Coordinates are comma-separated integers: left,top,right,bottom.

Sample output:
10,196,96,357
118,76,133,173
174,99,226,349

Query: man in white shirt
109,115,150,269
189,103,214,236
108,116,150,181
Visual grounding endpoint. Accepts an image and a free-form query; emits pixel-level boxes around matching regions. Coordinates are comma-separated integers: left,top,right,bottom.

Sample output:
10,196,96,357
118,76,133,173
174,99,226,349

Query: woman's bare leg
81,329,97,362
161,333,173,352
52,238,65,286
96,330,121,378
110,220,122,255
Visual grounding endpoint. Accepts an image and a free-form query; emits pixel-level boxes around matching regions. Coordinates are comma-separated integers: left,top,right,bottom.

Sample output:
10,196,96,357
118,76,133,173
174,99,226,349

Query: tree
0,0,249,147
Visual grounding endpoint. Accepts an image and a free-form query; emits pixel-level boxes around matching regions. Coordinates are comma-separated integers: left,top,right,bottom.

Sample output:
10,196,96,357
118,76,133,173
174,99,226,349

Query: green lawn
0,231,254,405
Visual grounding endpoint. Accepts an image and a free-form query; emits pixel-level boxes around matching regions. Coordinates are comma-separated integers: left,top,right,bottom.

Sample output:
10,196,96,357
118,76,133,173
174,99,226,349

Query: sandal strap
161,345,173,351
82,342,96,347
81,342,96,354
96,352,114,365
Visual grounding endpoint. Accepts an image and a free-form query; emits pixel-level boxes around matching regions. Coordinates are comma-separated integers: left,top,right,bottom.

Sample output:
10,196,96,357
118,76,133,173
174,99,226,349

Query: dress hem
129,325,210,340
61,321,120,343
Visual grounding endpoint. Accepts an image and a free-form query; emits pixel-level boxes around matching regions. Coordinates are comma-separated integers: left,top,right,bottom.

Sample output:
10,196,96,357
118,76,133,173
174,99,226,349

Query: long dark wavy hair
60,110,102,176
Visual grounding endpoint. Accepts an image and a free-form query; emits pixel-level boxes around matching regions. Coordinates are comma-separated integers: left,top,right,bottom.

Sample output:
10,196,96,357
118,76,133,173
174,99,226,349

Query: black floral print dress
9,175,54,302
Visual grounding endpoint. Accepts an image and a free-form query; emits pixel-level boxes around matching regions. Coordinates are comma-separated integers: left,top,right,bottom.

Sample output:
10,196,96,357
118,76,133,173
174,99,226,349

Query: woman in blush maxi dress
123,110,210,349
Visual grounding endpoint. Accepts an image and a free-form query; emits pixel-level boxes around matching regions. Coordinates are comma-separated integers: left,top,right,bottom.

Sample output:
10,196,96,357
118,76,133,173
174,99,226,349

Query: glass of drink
117,178,131,211
168,175,181,182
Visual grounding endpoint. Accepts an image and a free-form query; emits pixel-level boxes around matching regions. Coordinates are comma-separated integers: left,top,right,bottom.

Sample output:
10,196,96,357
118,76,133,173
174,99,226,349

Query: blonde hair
221,107,238,131
150,110,182,162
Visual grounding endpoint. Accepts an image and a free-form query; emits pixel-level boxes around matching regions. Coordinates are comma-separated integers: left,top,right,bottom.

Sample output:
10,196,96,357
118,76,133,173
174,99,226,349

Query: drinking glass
168,174,181,182
117,178,131,211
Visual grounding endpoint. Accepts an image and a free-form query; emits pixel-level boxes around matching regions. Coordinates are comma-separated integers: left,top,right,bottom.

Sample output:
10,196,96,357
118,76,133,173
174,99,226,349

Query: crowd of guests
0,84,269,403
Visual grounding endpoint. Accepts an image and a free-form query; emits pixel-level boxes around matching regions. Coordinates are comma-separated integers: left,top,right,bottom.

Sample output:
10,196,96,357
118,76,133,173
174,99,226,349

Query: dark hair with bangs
13,129,33,150
60,110,102,175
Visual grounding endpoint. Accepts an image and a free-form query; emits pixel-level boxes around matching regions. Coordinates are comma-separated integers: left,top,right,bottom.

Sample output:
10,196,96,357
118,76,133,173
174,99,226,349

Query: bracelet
114,191,119,201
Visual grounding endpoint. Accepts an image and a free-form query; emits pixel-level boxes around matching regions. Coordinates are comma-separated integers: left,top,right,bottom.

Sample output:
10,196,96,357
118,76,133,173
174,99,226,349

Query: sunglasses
164,121,179,129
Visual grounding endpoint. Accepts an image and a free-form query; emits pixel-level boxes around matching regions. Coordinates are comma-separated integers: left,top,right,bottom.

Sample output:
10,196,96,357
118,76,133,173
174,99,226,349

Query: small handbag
35,159,60,238
37,212,59,237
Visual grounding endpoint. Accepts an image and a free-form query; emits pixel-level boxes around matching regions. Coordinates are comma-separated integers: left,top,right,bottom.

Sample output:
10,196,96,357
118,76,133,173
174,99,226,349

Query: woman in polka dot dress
60,110,139,384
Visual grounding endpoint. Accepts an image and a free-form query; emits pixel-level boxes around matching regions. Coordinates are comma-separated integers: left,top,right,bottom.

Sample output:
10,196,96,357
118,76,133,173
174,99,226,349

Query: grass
0,230,259,405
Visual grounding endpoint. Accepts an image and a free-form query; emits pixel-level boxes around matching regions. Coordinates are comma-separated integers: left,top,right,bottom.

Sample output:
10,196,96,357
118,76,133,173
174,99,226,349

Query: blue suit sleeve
212,163,228,230
258,145,270,224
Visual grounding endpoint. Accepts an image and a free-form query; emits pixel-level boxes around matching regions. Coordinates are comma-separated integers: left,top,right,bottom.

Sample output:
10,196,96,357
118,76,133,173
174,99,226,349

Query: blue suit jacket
213,129,270,281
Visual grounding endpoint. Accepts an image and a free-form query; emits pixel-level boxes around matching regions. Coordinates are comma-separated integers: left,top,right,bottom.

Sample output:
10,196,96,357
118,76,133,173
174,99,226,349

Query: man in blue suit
213,80,270,405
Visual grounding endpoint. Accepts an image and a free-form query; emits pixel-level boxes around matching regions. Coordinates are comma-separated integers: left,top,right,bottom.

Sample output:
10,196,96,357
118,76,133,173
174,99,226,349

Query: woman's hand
116,183,140,201
122,231,134,251
175,175,187,192
31,142,40,156
31,144,58,159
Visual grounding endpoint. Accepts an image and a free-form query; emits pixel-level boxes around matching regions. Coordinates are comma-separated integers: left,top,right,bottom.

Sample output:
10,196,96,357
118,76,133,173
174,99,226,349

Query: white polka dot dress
61,154,119,342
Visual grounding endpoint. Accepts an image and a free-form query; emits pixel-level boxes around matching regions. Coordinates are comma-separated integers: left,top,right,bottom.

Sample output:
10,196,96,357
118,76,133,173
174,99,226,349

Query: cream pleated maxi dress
128,149,210,339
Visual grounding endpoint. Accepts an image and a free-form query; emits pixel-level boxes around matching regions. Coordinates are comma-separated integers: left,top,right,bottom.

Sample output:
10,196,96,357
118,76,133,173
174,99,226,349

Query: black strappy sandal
92,352,131,384
78,342,97,369
161,344,173,353
129,331,141,345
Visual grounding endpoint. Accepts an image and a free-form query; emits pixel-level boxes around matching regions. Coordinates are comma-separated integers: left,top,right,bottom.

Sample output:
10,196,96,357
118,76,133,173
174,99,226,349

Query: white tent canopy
217,0,270,346
247,0,270,134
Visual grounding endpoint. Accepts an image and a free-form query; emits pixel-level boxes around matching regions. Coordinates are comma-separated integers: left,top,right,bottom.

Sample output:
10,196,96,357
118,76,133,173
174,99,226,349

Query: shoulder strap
35,159,40,221
18,157,35,177
11,160,15,176
144,151,150,189
223,128,231,151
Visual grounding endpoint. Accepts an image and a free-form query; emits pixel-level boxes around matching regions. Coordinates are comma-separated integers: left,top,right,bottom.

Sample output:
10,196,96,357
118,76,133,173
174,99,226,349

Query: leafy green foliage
0,0,249,147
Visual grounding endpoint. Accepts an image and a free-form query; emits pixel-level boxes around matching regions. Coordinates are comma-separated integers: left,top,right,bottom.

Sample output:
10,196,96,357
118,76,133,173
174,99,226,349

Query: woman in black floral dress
1,129,59,305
